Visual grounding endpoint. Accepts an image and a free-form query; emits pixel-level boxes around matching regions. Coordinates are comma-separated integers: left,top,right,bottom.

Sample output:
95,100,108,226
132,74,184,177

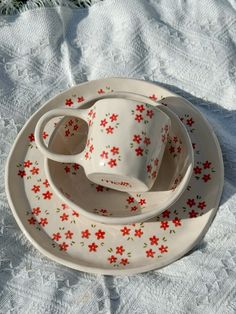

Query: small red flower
108,159,117,168
52,232,61,241
65,98,73,106
98,89,105,94
154,158,159,166
135,147,144,156
43,179,50,187
100,151,108,159
116,245,125,255
89,145,94,153
28,217,36,225
30,167,39,175
42,131,48,139
120,258,129,266
136,104,145,112
108,255,117,264
173,136,178,143
110,113,118,121
73,124,79,131
186,117,194,126
18,170,26,178
106,126,114,134
77,96,84,103
160,221,169,230
144,137,151,146
202,173,211,182
194,166,202,174
39,217,48,227
162,210,170,218
88,109,93,117
187,198,196,208
135,114,143,123
81,229,91,239
131,206,138,211
146,248,156,258
198,201,206,209
177,146,181,153
139,198,146,206
162,134,166,143
72,210,79,217
133,134,142,144
59,242,69,251
85,152,89,160
152,171,157,178
164,125,169,133
68,119,74,126
64,165,70,173
159,245,168,253
62,203,69,209
31,185,40,193
149,94,157,101
189,210,198,218
88,242,98,252
73,163,79,170
28,133,35,142
149,235,159,245
172,217,182,227
32,207,41,215
110,146,119,155
42,190,53,200
65,230,74,239
134,229,143,238
100,119,108,127
147,164,152,173
95,229,105,240
127,196,135,204
146,110,154,118
120,226,131,236
24,160,32,168
96,185,104,192
60,213,69,221
169,146,175,154
65,129,70,137
203,161,212,169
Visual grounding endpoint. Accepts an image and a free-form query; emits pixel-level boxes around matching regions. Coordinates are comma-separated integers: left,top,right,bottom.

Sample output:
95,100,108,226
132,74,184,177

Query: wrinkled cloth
0,0,236,313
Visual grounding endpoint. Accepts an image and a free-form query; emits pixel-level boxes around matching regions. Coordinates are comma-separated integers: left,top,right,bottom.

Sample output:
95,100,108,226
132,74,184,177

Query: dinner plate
5,78,224,275
45,99,193,224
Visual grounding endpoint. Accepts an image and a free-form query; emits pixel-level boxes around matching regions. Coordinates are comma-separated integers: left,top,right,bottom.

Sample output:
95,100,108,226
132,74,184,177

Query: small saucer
5,78,223,275
45,100,193,224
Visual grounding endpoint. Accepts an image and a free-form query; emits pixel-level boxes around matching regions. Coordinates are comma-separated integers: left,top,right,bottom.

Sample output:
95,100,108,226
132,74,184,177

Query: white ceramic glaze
5,78,224,276
35,98,171,192
45,99,194,224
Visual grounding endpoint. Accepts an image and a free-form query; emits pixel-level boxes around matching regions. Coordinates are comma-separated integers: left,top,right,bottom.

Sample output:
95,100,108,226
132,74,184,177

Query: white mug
35,98,171,192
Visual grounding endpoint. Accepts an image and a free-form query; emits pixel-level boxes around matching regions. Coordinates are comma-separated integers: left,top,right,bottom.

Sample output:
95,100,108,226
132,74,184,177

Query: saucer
5,78,223,275
45,99,193,224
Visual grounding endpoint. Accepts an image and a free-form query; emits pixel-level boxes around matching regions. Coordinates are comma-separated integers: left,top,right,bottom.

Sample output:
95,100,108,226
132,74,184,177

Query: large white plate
5,78,224,275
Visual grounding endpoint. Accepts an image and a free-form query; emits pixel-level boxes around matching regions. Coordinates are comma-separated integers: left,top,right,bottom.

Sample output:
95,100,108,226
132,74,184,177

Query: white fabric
0,0,236,313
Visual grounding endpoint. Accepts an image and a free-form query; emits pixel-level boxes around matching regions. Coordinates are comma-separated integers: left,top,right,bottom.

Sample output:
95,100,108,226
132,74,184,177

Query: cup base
87,172,150,192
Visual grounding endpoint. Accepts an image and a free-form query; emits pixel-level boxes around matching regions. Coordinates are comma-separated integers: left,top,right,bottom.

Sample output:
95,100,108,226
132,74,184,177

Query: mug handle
34,108,88,165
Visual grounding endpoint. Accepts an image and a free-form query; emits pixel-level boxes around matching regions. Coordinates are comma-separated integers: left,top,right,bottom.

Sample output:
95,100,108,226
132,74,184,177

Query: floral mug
35,98,171,192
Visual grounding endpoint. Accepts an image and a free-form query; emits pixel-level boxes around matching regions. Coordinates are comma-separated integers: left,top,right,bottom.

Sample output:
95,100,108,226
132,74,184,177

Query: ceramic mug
35,98,171,192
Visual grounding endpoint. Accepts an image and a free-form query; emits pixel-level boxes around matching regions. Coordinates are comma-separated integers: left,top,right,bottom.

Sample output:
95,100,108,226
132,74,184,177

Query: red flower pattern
139,199,146,206
98,89,105,94
96,185,104,192
100,119,108,127
31,185,40,193
32,207,41,215
134,229,143,238
100,151,108,159
52,232,61,241
198,201,206,209
28,133,35,142
42,190,53,200
136,104,145,112
162,210,170,218
186,117,194,126
108,255,117,264
28,217,36,225
39,218,48,227
95,229,105,240
187,198,196,207
18,170,26,178
110,114,118,122
43,179,50,187
120,258,129,266
146,249,156,258
172,217,182,227
203,161,211,169
133,134,142,144
159,245,168,253
131,206,138,211
65,230,74,239
127,196,134,204
42,132,48,139
147,164,152,173
194,166,202,174
202,174,211,182
30,167,39,175
60,213,69,221
64,165,70,173
106,126,114,134
108,159,117,168
149,94,157,100
116,246,125,255
146,110,154,118
135,114,143,123
189,210,198,218
65,99,73,106
120,227,131,236
149,235,159,245
24,160,32,168
88,242,98,252
110,146,119,155
135,147,143,156
160,221,169,230
81,229,91,239
77,96,84,102
59,242,69,251
144,137,151,145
